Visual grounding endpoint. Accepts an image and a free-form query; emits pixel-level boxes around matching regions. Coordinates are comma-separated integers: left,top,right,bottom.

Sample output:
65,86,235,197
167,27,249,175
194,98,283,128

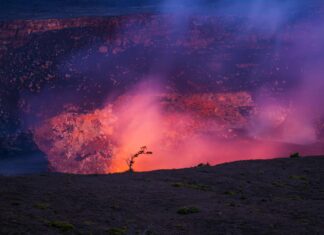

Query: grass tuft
290,152,301,158
34,202,50,210
106,227,127,235
172,182,211,191
48,220,74,232
196,163,210,167
224,191,236,196
289,175,308,181
177,206,200,215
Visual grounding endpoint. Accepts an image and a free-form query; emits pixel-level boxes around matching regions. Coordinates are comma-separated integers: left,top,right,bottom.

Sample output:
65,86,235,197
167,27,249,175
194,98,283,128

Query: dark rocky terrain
0,156,323,234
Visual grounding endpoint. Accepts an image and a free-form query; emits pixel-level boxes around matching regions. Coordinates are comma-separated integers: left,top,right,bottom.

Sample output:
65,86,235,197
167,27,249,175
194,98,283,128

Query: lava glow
33,82,324,174
10,1,323,174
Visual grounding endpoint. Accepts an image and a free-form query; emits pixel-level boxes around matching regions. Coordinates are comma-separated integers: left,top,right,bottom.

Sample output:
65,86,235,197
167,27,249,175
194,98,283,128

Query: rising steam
22,0,324,174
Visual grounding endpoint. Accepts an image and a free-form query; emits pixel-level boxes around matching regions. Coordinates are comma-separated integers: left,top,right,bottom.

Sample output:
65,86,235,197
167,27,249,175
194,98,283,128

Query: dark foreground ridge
1,156,324,234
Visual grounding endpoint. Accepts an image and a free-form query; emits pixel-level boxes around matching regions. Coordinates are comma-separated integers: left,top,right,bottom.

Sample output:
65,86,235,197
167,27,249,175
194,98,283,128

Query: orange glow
33,84,324,174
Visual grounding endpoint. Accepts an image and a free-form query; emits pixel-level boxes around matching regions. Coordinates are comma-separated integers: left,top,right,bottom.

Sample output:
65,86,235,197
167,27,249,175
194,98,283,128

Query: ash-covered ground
0,157,323,234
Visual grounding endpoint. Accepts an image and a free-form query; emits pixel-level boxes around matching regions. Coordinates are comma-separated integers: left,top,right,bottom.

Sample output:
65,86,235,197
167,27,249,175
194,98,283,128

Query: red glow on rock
33,83,324,174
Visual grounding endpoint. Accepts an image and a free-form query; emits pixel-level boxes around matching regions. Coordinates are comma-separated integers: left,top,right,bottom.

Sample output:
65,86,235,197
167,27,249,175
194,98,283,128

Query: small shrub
298,218,310,224
175,223,186,231
240,196,247,200
107,227,127,235
110,203,121,211
143,230,156,235
288,195,303,201
196,163,210,167
11,201,21,206
126,146,153,172
226,202,236,207
272,181,286,187
34,202,50,210
83,220,95,226
289,175,308,181
172,182,184,188
290,152,301,158
48,220,74,232
177,206,200,215
224,191,236,196
172,182,211,191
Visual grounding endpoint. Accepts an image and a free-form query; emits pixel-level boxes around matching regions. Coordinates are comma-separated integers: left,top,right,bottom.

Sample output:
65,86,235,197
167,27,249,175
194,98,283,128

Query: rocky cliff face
0,16,136,60
0,14,290,134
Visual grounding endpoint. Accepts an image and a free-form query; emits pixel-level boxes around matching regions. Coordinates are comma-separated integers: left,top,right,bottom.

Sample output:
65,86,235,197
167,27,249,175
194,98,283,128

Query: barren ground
0,156,323,234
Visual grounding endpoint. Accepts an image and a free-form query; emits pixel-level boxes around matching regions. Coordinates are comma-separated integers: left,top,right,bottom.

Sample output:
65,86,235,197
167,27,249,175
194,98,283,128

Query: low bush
177,206,200,215
107,227,127,235
290,152,301,158
48,220,74,232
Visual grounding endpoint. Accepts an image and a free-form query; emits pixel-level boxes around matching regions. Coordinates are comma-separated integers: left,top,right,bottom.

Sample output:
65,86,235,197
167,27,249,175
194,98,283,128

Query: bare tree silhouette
126,146,153,172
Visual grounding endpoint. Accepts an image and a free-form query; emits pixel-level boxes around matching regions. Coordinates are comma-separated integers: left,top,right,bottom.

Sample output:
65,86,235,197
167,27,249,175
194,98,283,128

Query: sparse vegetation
34,202,50,210
143,230,156,235
110,203,121,211
272,181,286,187
47,220,74,232
0,156,323,234
175,223,186,231
177,206,200,215
172,182,211,191
290,152,301,158
224,190,237,196
10,201,21,206
289,175,308,181
196,162,210,167
106,227,127,235
288,195,303,201
83,220,95,226
126,146,153,172
226,202,236,207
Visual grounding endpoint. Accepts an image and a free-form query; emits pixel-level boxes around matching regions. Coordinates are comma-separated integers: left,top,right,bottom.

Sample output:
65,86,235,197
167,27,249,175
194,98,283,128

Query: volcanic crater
0,13,324,174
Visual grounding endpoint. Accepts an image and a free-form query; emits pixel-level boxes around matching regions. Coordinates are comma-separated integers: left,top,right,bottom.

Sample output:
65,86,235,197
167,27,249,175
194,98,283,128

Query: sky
0,0,319,20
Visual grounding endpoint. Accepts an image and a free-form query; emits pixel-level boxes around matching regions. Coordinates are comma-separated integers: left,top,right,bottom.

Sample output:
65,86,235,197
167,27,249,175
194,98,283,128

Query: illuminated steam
19,0,324,174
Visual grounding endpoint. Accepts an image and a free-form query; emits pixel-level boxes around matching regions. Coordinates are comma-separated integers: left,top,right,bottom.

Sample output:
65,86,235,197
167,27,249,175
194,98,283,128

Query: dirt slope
0,156,323,234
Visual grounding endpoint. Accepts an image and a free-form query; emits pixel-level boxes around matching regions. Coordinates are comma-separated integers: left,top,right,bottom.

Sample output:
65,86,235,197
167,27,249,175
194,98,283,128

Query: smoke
251,16,324,145
159,0,305,34
107,75,324,172
109,79,165,171
16,0,324,174
33,77,324,173
214,0,303,34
